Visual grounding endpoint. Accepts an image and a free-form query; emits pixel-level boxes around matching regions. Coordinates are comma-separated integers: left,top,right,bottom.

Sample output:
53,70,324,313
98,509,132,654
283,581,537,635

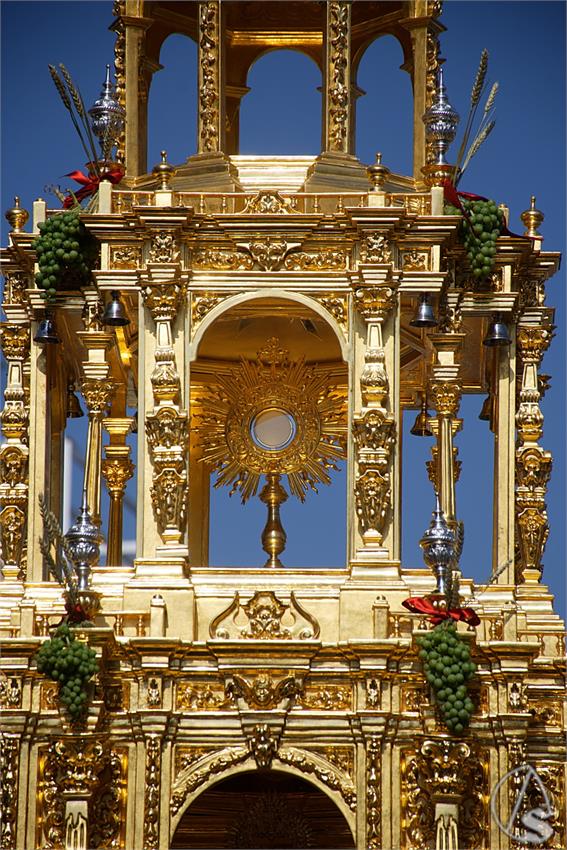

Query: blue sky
1,1,564,618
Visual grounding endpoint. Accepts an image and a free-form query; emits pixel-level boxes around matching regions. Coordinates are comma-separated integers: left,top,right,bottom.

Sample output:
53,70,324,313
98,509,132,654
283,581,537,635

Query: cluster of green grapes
416,621,476,734
36,623,98,721
34,211,98,301
445,198,504,281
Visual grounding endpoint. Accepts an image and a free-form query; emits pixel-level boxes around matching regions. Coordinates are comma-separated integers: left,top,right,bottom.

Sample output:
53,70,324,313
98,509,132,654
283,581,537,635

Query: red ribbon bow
442,179,526,240
64,600,91,624
63,168,124,208
402,596,480,627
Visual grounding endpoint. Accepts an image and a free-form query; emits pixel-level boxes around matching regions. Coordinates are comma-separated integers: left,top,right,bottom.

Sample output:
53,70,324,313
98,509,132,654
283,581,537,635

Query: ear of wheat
460,119,495,175
49,64,93,169
453,49,497,186
59,64,100,176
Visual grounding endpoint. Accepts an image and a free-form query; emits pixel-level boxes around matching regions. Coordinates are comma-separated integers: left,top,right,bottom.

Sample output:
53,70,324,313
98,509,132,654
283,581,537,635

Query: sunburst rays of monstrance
197,337,347,567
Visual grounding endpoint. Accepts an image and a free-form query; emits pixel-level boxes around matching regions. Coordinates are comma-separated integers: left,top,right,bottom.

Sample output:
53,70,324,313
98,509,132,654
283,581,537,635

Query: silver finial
419,492,456,596
88,64,125,161
64,490,102,591
422,67,460,165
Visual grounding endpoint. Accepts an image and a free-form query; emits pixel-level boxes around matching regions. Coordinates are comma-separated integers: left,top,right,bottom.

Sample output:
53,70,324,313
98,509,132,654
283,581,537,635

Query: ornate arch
189,288,350,363
170,746,356,838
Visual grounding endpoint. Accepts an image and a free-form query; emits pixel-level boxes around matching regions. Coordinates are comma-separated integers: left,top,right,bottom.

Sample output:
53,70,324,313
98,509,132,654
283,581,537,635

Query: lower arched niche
170,769,356,849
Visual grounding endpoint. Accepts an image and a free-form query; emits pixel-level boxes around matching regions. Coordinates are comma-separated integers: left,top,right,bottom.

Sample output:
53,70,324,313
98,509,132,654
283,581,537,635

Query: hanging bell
33,314,60,344
410,395,433,437
410,293,438,328
102,290,130,326
66,381,84,419
483,313,511,347
478,393,492,422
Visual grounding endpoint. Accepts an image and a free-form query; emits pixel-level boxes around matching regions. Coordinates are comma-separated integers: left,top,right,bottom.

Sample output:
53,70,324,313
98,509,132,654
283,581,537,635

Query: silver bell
483,313,511,347
410,293,438,328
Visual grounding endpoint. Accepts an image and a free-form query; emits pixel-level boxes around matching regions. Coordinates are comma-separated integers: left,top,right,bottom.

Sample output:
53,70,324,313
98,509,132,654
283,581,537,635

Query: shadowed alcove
170,771,356,849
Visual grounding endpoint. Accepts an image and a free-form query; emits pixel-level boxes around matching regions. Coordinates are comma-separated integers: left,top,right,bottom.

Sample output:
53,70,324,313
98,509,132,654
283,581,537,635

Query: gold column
141,265,189,555
102,418,134,566
401,1,443,183
197,0,223,154
352,281,398,561
305,0,369,191
0,324,30,582
428,334,465,523
515,324,553,583
77,291,115,526
120,3,152,177
324,0,352,155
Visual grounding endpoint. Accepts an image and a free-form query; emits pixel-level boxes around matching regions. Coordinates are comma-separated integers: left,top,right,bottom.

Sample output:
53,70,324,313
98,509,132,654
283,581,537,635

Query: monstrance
197,337,346,567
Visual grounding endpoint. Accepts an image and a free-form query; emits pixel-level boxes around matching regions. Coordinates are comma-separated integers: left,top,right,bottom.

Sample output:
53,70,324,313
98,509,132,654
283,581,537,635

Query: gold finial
367,152,390,191
152,149,175,191
520,195,544,239
5,196,29,233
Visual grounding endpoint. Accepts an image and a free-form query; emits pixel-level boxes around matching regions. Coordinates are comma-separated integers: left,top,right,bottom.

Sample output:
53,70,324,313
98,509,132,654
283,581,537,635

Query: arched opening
170,770,355,849
189,295,348,568
147,34,198,168
354,35,413,175
239,50,322,155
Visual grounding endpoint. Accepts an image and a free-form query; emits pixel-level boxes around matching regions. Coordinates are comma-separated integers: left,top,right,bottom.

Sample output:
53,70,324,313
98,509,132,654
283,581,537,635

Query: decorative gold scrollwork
209,590,320,640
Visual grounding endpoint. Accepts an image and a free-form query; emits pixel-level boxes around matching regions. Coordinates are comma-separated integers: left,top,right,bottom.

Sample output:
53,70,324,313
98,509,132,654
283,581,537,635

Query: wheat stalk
59,64,100,176
460,119,495,175
470,48,489,108
483,81,498,116
453,49,490,183
38,494,77,577
468,558,513,606
49,64,94,169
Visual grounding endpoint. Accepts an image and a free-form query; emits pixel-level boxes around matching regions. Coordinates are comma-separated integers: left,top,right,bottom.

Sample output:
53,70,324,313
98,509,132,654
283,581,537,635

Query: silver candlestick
422,67,460,166
420,493,456,597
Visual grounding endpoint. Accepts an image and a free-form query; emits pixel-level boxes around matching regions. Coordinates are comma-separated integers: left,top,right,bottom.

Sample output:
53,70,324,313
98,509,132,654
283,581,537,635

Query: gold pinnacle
520,195,544,239
5,196,29,233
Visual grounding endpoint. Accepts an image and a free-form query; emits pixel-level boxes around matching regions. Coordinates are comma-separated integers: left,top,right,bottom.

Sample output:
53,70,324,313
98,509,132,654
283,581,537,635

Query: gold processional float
0,2,564,849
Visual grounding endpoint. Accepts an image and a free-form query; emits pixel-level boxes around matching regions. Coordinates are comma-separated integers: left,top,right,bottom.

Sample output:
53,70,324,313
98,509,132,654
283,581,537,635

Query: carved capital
101,457,134,497
354,285,397,321
0,324,30,360
142,276,186,322
517,325,554,365
429,382,461,417
50,740,109,796
81,379,115,416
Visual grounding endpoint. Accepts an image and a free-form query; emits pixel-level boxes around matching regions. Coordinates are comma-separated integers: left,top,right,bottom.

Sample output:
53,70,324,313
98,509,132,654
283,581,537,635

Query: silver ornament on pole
88,64,125,163
420,493,456,597
64,491,102,591
422,67,460,166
